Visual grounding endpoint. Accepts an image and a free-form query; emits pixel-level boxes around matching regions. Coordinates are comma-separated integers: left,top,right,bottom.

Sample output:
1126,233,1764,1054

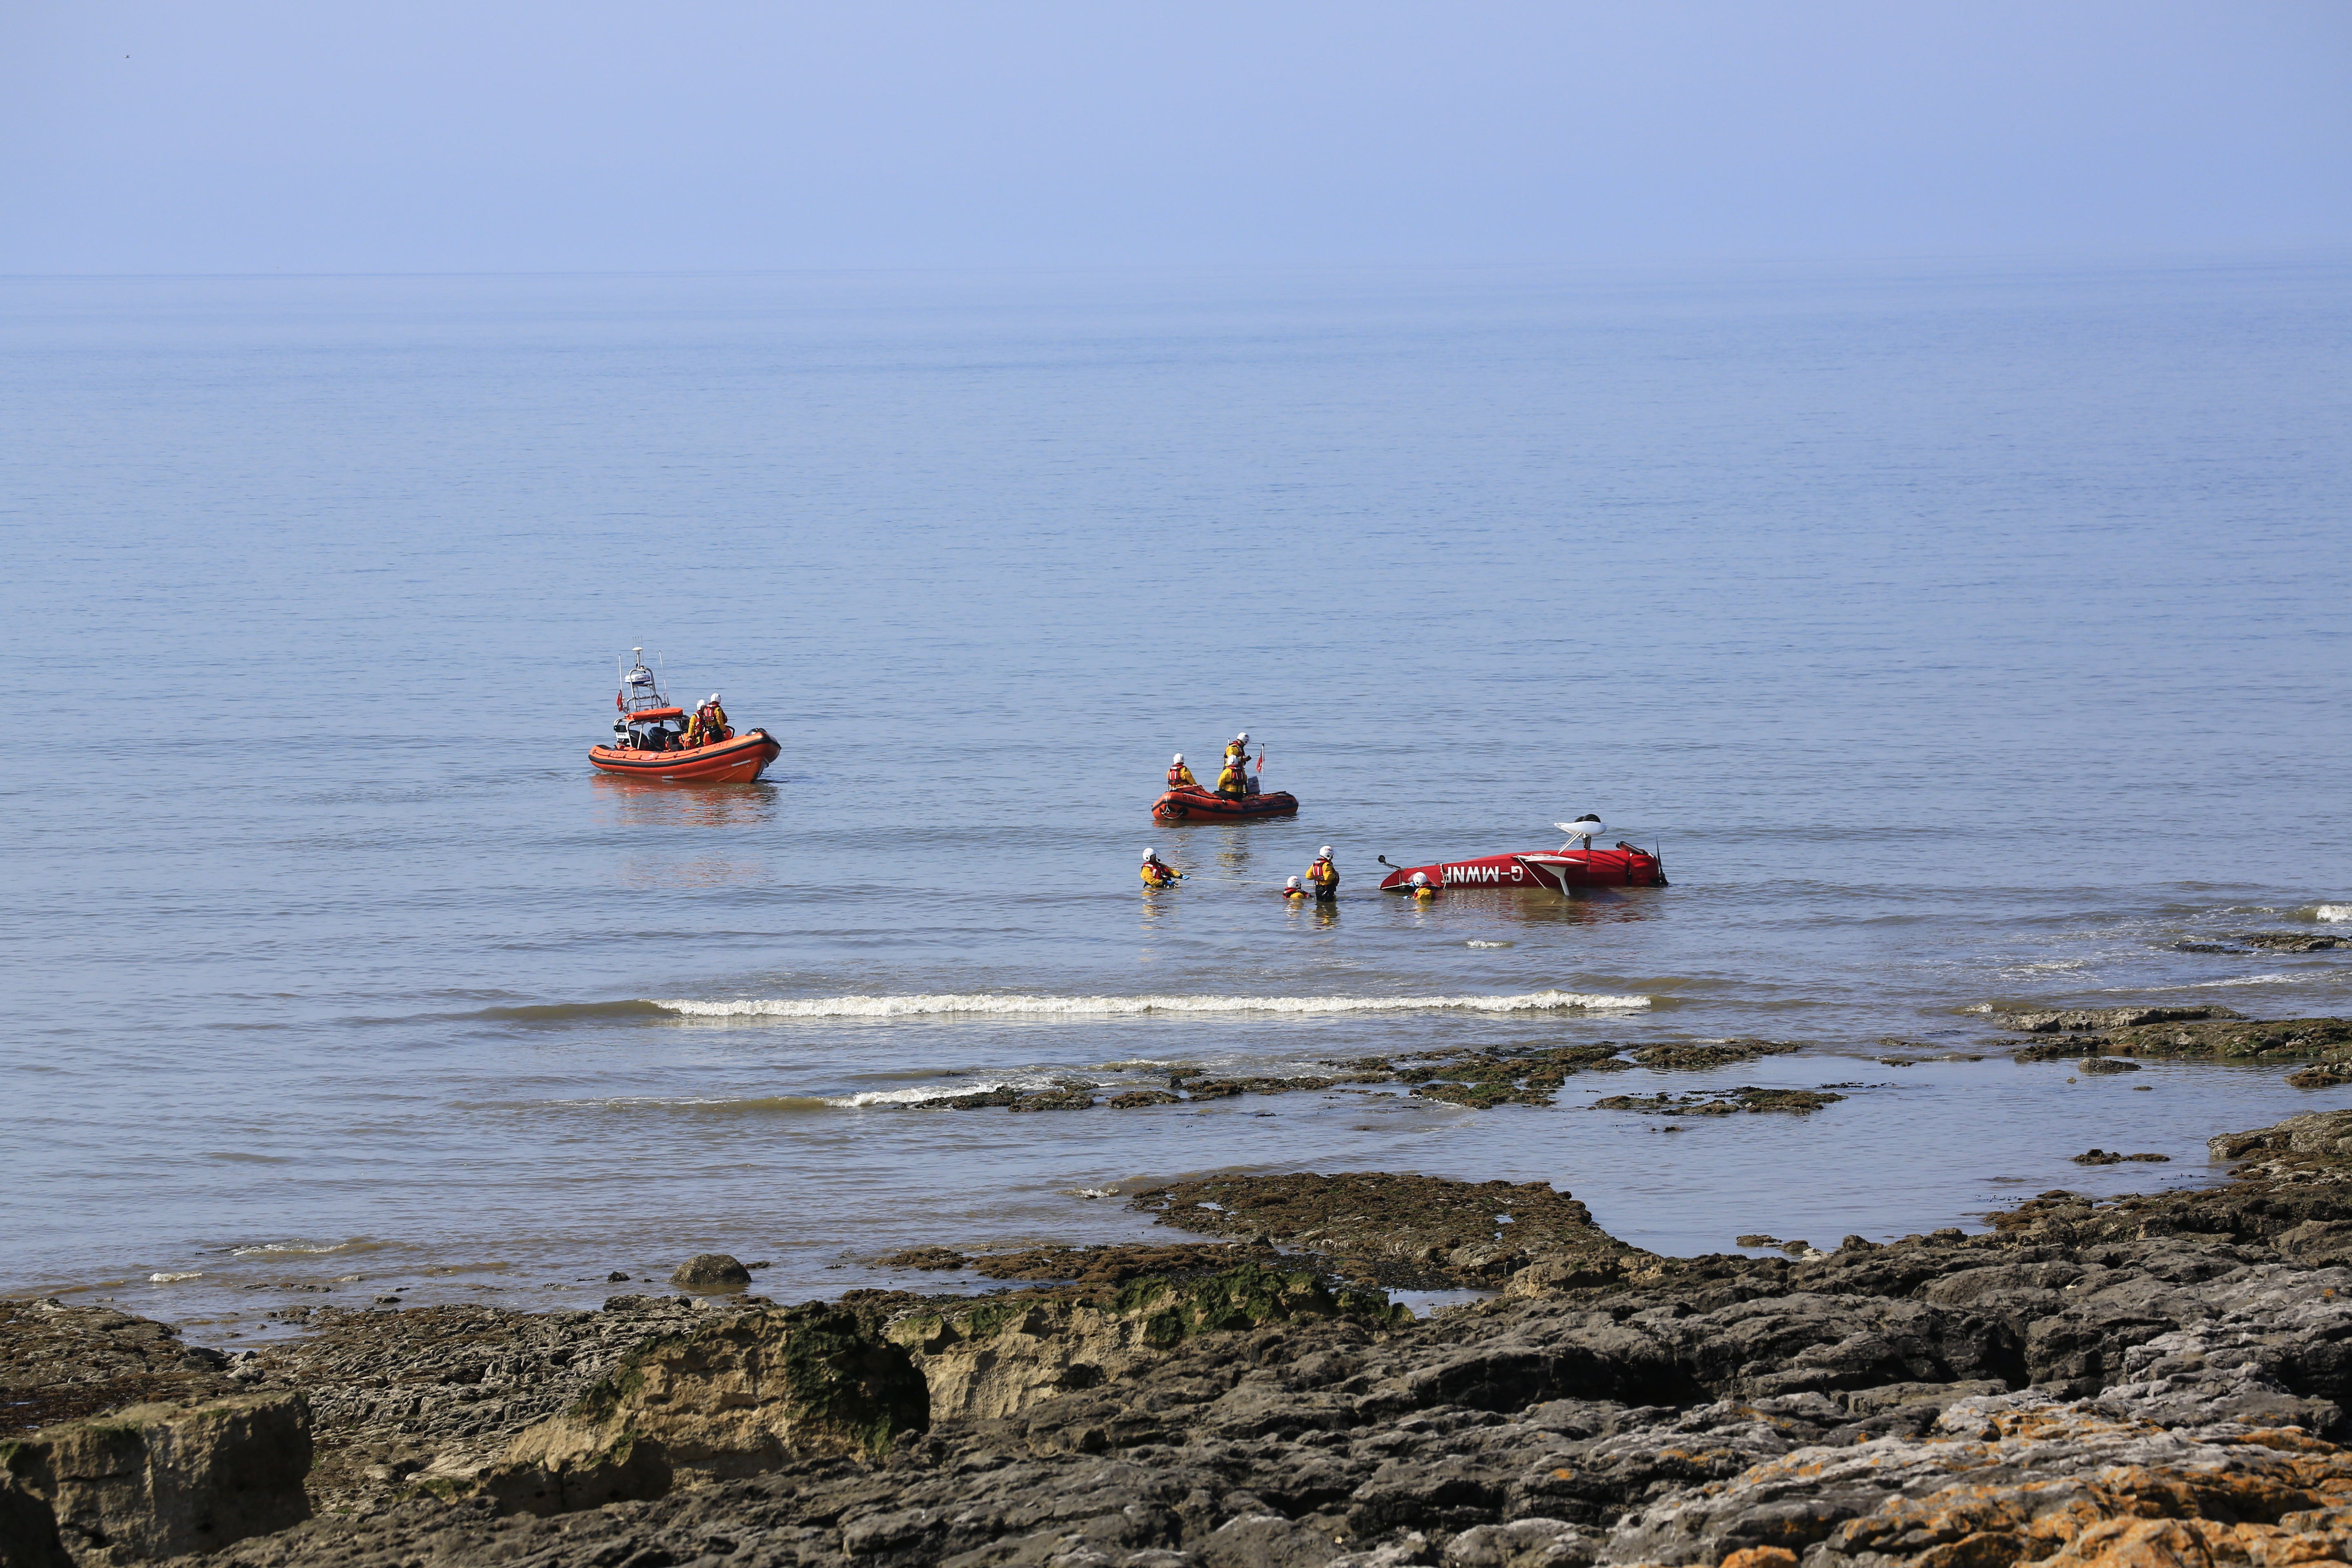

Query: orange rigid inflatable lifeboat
588,649,782,784
1151,742,1299,821
1152,785,1300,822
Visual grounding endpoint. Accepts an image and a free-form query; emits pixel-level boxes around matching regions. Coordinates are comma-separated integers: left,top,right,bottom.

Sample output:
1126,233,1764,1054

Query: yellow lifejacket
1167,763,1196,789
1142,862,1176,887
1309,858,1337,891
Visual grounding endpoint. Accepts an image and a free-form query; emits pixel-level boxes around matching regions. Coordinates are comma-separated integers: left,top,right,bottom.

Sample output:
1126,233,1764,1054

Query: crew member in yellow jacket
1307,846,1339,901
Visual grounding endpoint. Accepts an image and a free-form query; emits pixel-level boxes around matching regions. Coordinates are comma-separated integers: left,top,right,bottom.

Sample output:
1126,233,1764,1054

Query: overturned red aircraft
1377,816,1668,893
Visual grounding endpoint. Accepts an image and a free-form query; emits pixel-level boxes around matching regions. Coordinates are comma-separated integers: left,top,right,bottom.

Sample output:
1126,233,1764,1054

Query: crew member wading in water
1307,846,1339,902
1140,848,1183,889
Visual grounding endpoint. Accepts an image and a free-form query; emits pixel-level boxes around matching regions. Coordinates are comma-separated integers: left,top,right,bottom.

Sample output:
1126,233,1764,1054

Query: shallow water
4,260,2348,1340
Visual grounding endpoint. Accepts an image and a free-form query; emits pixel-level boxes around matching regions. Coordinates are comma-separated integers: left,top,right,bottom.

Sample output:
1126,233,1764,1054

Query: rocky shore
8,1104,2352,1567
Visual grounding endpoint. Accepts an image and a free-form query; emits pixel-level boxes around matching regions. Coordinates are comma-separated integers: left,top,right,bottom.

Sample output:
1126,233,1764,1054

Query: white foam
2098,973,2300,991
654,989,1650,1021
148,1271,202,1284
229,1241,361,1257
2317,904,2351,923
1465,940,1513,949
826,1079,1047,1108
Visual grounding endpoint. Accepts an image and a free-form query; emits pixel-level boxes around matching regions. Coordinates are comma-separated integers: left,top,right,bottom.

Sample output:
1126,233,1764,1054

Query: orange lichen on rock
1610,1397,2352,1568
1815,1423,2352,1568
1719,1549,1801,1568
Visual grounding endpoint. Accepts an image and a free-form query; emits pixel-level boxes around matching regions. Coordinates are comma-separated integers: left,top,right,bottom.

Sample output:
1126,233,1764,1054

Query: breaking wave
470,1000,669,1023
228,1238,382,1258
2317,904,2350,924
650,989,1650,1020
828,1082,1033,1108
582,1094,836,1115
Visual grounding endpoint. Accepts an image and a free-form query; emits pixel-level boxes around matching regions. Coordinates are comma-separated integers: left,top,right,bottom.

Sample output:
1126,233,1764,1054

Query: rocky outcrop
1606,1395,2352,1566
22,1109,2352,1566
2005,1009,2352,1076
1131,1174,1644,1286
0,1302,237,1439
1999,1005,2245,1034
0,1392,309,1563
873,1040,1860,1115
2213,1108,2352,1165
217,1293,710,1514
479,1303,926,1516
670,1253,753,1290
891,1262,1401,1425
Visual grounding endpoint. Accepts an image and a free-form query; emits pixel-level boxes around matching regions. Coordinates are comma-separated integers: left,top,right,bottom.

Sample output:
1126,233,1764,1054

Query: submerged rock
1626,1039,1802,1071
964,1242,1268,1285
2011,1012,2352,1079
878,1246,967,1271
2236,930,2350,952
1999,1004,2244,1034
1590,1087,1846,1116
2069,1148,2169,1165
1389,1044,1633,1108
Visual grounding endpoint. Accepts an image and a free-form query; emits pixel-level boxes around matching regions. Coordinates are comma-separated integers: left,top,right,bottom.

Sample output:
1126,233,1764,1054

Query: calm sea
5,260,2348,1337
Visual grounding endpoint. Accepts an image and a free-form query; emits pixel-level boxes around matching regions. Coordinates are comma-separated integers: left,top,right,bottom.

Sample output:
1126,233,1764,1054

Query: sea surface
4,259,2349,1340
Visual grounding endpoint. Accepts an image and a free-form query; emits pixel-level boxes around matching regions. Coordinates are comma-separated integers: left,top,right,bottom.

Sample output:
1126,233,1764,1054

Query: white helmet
1237,731,1249,741
1285,875,1301,888
1142,848,1157,862
1172,753,1183,764
1319,845,1333,858
1411,872,1430,886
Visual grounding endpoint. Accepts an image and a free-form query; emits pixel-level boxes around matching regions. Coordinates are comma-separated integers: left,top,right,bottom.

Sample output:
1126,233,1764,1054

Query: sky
2,1,2348,273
